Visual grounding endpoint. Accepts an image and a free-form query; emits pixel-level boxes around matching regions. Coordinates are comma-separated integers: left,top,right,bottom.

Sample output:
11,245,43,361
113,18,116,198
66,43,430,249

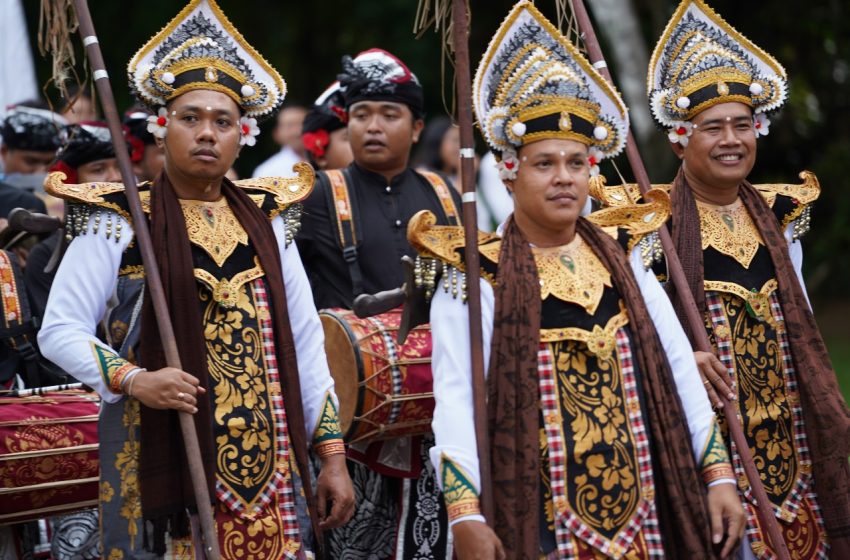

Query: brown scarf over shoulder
488,216,716,559
669,168,850,554
136,173,320,545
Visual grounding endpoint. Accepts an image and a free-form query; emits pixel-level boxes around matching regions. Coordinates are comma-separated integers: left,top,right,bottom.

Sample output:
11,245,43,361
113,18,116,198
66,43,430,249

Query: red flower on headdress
303,129,330,159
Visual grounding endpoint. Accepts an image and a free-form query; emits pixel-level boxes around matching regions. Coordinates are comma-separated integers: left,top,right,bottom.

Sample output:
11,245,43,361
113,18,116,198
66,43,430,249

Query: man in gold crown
593,1,850,558
38,1,353,557
408,2,745,558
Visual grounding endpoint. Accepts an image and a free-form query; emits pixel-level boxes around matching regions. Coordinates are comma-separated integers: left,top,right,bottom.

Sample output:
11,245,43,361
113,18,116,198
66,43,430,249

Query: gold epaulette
407,210,498,271
44,172,147,223
753,171,819,239
236,162,315,217
589,175,668,207
407,210,500,300
753,170,820,207
586,189,670,269
587,189,671,246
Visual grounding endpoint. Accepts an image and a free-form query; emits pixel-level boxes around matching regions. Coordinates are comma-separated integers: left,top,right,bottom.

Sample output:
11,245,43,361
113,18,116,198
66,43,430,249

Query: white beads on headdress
593,126,608,141
749,82,764,96
161,72,175,85
676,96,691,109
511,121,527,138
241,84,255,98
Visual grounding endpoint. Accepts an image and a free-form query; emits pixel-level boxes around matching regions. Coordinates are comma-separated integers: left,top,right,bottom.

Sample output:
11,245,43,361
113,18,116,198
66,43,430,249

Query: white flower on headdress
587,148,604,177
497,148,519,181
146,107,169,139
753,113,771,137
239,116,260,146
667,121,694,147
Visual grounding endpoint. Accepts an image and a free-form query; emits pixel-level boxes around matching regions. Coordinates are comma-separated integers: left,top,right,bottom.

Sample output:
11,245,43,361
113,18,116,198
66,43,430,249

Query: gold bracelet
315,439,346,458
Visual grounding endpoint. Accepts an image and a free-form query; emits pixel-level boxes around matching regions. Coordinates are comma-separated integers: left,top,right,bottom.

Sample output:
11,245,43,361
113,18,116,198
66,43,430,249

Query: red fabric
48,160,78,185
0,391,100,524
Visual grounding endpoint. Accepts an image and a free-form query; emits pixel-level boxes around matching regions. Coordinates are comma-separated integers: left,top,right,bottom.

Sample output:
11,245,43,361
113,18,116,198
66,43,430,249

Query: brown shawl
137,173,320,548
669,168,850,554
488,216,716,558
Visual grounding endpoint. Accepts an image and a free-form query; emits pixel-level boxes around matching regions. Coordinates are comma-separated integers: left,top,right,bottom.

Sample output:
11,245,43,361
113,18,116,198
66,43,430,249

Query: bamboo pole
450,0,494,524
570,1,791,558
69,2,220,557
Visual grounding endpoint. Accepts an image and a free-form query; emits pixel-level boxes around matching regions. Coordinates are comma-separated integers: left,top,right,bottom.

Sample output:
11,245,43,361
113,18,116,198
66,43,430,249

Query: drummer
296,50,462,559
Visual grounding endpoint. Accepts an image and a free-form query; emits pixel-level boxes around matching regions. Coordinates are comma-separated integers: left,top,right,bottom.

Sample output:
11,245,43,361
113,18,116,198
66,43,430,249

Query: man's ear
503,179,515,195
411,118,425,143
670,141,685,160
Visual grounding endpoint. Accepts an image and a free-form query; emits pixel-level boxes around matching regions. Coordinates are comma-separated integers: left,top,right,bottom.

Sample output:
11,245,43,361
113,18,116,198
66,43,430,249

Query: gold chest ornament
696,198,764,269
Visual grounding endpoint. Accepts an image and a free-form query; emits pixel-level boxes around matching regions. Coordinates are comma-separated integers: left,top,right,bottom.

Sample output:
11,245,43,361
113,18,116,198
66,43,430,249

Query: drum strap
323,168,365,296
0,250,42,387
322,168,461,297
418,170,461,226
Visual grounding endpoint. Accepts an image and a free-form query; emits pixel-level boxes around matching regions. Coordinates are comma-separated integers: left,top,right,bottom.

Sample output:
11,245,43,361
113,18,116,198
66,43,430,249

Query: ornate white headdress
648,0,787,141
473,1,629,178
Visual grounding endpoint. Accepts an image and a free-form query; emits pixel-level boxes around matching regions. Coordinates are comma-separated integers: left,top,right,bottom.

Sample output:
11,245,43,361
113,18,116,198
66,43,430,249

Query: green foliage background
21,0,850,302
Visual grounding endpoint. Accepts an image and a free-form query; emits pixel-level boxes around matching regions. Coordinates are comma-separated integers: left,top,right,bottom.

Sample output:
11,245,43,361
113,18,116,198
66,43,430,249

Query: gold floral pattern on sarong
116,398,142,549
549,337,641,538
218,501,295,560
697,198,764,268
201,281,276,509
711,292,801,508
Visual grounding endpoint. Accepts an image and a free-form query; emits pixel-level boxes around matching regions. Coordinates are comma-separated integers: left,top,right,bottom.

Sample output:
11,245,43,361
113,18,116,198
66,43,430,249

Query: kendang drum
0,389,100,524
320,308,434,444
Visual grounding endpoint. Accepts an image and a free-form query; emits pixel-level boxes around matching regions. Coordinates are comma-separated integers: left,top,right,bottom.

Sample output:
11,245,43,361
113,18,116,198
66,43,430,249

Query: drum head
319,312,361,437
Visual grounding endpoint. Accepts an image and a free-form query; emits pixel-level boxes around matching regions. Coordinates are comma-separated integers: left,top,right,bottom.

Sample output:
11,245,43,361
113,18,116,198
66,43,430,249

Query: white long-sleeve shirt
38,211,336,438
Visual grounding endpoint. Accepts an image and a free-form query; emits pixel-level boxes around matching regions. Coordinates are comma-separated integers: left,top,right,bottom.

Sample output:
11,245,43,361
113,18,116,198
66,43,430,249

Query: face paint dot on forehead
560,151,565,157
206,106,212,111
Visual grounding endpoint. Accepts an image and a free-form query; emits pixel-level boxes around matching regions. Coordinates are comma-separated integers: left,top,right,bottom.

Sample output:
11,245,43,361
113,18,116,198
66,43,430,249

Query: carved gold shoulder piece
589,175,669,208
753,170,820,207
587,188,671,244
44,171,151,225
407,210,497,270
235,161,315,216
44,171,125,203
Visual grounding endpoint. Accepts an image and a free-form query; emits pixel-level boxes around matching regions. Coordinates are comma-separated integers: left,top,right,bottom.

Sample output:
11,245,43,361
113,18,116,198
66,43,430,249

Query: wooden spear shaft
71,3,221,558
569,1,791,558
450,0,494,523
